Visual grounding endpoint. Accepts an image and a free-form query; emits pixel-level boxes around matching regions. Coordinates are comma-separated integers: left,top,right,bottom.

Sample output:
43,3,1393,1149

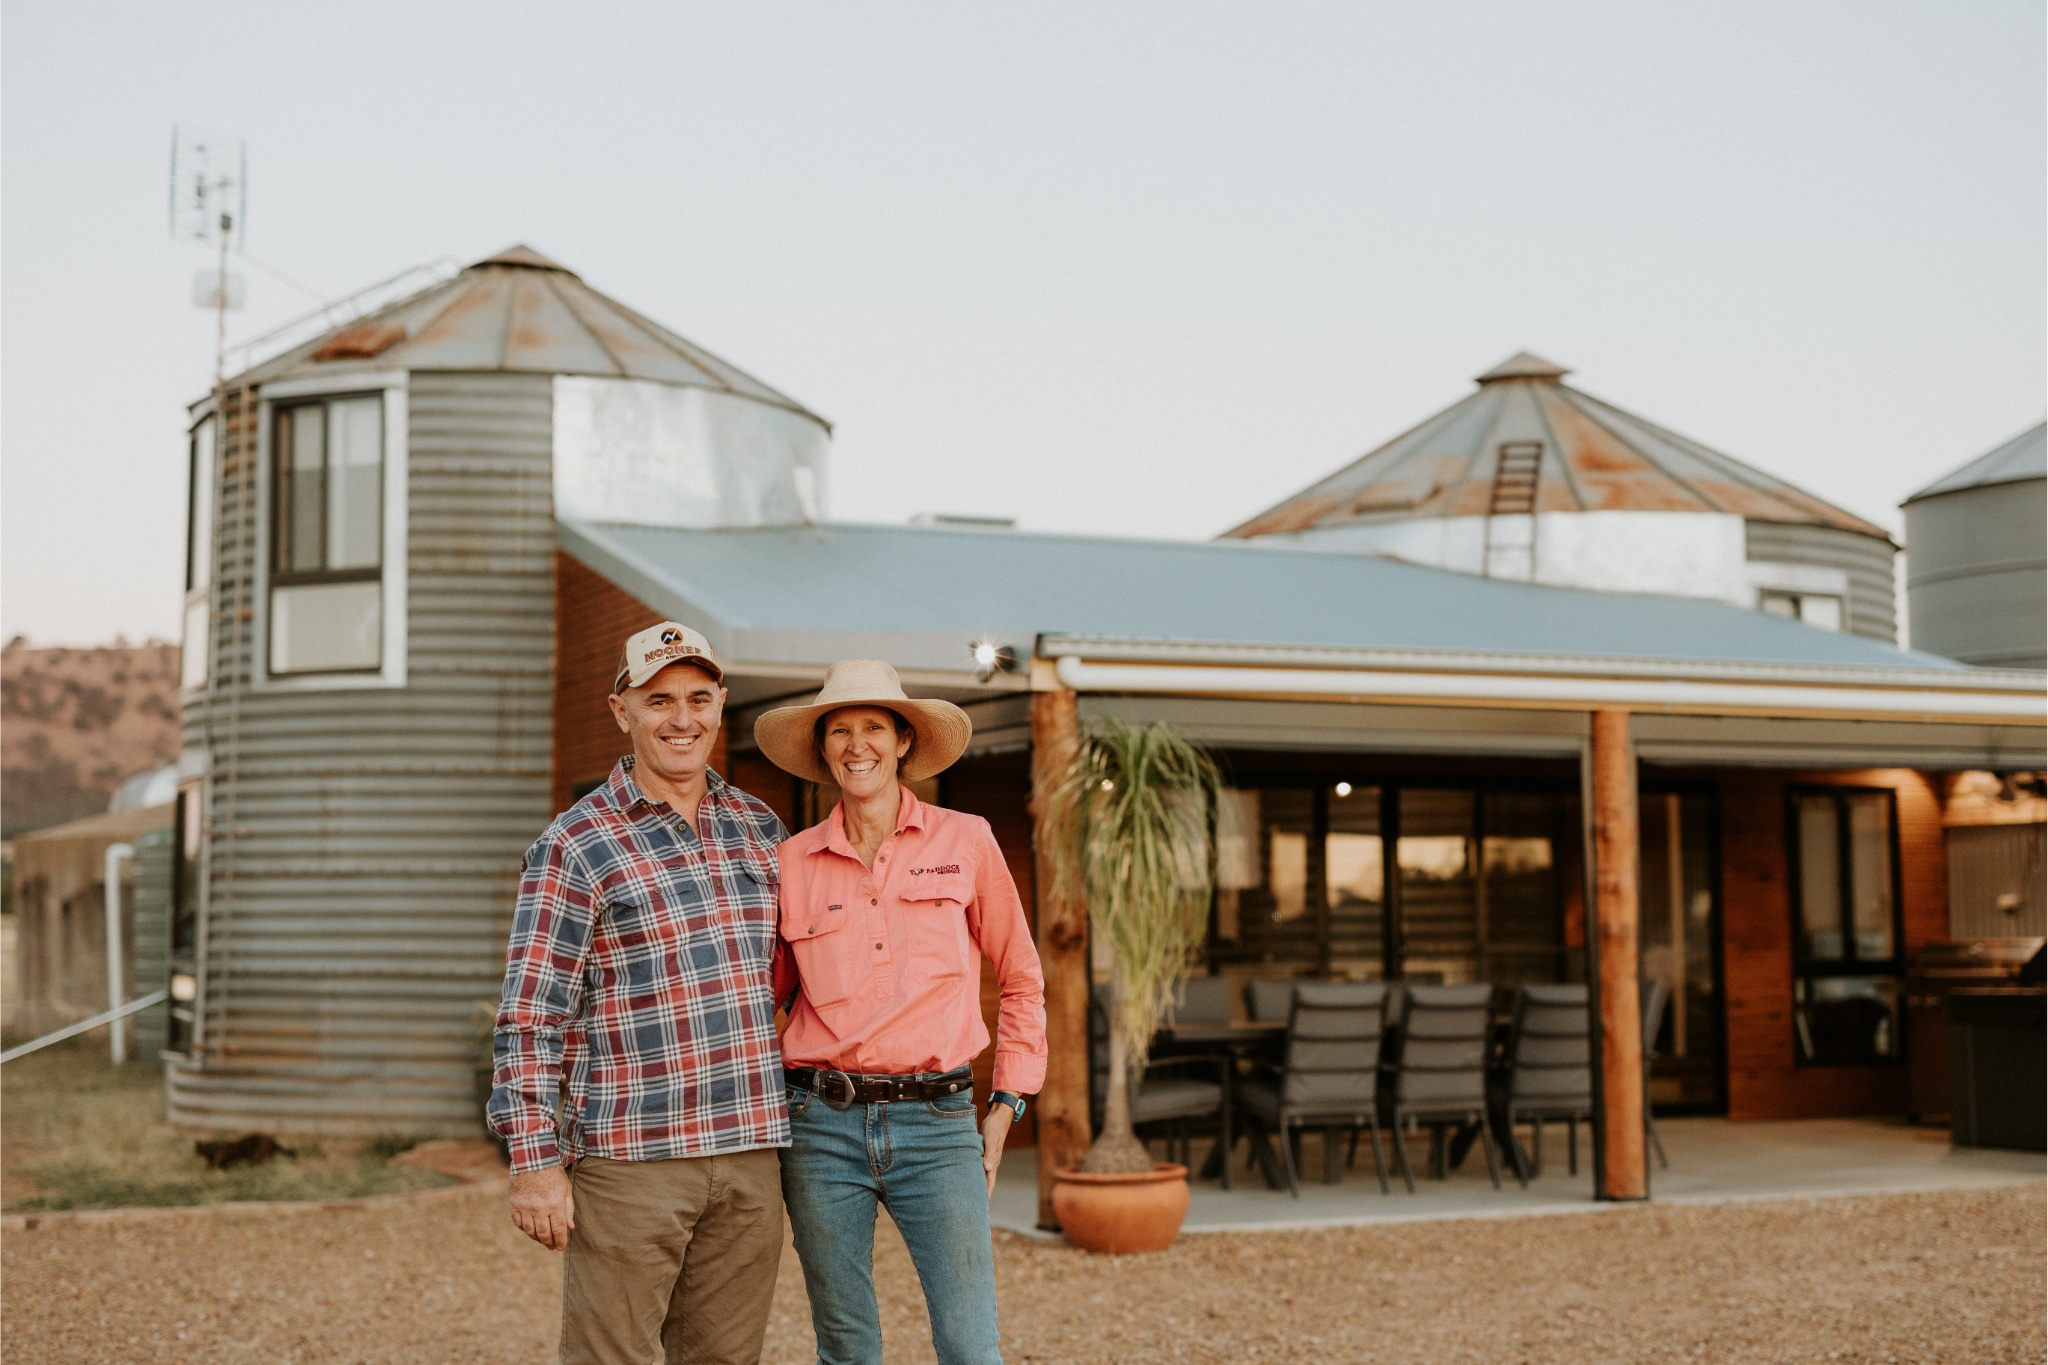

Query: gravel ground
2,1182,2039,1363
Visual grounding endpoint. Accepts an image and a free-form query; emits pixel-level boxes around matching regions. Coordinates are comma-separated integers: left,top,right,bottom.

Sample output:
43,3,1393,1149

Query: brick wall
553,553,1044,1144
727,747,801,832
1720,767,1946,1120
552,551,731,815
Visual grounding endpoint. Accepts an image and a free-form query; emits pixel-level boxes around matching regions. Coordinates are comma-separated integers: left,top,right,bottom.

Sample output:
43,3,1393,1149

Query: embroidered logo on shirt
826,904,842,911
910,865,961,876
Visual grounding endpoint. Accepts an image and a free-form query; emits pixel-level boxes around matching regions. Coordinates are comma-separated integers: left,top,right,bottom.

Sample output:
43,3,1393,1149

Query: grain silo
169,246,829,1135
1901,421,2046,670
1225,353,1900,641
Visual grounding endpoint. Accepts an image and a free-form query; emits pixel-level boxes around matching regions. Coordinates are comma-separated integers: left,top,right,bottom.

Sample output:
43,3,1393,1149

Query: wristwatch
989,1090,1026,1121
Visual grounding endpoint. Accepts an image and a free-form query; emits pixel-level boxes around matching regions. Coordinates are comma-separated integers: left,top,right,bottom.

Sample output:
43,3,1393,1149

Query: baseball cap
614,621,723,692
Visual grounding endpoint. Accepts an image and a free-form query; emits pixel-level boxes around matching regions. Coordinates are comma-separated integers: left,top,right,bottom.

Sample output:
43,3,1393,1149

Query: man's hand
980,1106,1014,1198
509,1164,575,1251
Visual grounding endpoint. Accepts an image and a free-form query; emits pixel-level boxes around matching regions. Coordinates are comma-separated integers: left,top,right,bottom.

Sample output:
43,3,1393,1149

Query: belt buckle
817,1068,856,1111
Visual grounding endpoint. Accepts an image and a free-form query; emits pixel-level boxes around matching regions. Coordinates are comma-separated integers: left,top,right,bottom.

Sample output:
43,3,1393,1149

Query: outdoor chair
1389,982,1502,1192
1233,982,1390,1197
1503,983,1592,1186
1172,974,1234,1025
1089,984,1229,1174
1244,976,1297,1023
1641,977,1671,1170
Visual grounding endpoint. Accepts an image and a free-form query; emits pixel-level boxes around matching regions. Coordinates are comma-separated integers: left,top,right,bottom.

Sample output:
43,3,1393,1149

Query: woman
756,659,1046,1365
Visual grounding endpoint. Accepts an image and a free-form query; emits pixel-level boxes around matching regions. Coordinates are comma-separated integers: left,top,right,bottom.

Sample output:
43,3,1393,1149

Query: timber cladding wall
1719,767,1946,1120
551,552,731,815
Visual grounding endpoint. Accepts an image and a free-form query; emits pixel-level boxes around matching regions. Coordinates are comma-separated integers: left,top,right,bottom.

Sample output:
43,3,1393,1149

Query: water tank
1901,422,2045,669
1226,353,1900,642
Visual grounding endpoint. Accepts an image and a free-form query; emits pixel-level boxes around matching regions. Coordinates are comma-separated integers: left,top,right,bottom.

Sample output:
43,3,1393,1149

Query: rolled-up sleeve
489,832,594,1174
967,819,1047,1095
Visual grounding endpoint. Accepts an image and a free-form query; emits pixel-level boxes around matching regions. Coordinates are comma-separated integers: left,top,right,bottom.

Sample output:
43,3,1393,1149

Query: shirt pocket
778,900,856,1007
900,877,975,984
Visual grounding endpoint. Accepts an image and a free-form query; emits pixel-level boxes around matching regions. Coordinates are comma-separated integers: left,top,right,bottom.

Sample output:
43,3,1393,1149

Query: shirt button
874,942,884,950
870,899,878,906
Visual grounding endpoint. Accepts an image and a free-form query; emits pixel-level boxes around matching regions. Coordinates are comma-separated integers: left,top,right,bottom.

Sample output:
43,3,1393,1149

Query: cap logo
619,620,722,689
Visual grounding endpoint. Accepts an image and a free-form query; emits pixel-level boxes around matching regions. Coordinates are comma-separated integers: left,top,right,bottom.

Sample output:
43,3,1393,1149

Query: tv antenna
170,125,247,385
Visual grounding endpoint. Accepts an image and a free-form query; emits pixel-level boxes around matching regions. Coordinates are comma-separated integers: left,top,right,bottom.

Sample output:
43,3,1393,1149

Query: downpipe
103,842,134,1064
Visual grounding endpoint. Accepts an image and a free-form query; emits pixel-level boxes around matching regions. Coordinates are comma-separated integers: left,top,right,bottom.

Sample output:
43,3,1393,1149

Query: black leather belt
785,1066,973,1110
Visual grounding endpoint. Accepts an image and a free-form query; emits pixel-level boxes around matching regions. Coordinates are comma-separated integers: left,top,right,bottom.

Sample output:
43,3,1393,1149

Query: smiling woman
755,659,1046,1365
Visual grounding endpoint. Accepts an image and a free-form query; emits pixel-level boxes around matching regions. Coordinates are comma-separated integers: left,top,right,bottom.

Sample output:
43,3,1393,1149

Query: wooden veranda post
1589,708,1648,1200
1029,683,1090,1229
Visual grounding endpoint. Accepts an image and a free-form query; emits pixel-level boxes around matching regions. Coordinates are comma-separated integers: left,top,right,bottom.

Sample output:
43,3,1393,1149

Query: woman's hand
980,1105,1014,1198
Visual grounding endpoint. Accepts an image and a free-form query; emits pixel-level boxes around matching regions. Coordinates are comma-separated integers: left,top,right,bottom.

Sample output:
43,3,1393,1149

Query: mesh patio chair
1233,982,1390,1197
1641,977,1671,1170
1244,976,1297,1023
1503,983,1592,1186
1390,982,1502,1193
1089,984,1229,1174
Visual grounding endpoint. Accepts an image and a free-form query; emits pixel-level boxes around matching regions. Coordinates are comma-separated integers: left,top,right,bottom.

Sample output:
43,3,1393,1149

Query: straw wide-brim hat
753,659,972,785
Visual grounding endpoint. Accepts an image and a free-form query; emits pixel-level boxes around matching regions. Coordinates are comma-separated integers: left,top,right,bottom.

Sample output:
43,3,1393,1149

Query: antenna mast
170,125,247,385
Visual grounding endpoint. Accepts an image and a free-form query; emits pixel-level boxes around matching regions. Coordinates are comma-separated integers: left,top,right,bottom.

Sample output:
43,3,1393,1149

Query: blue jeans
781,1073,1002,1365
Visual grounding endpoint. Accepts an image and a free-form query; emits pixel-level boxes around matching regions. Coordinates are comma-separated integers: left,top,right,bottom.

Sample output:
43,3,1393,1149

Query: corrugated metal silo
1901,421,2046,669
169,248,829,1134
1224,353,1901,642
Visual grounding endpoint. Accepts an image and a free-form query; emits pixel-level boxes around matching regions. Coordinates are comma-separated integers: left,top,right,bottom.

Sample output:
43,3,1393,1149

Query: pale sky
4,1,2041,646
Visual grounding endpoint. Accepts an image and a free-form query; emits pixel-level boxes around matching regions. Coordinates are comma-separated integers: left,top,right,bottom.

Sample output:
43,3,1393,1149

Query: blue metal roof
562,519,1964,678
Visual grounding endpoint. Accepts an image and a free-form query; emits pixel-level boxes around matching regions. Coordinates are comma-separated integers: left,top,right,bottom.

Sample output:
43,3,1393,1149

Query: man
490,621,790,1365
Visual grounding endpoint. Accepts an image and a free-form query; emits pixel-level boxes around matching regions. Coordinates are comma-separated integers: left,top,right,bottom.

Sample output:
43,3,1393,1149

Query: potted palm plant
1044,718,1222,1253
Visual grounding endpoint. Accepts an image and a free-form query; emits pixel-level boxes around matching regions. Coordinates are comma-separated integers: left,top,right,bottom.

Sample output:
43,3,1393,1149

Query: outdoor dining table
1151,1020,1288,1189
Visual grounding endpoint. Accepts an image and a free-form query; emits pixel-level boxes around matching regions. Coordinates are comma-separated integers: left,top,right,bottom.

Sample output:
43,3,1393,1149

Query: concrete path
992,1116,2046,1236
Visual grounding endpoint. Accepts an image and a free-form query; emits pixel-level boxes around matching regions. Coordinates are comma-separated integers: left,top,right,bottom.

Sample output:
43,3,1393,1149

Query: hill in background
2,640,181,838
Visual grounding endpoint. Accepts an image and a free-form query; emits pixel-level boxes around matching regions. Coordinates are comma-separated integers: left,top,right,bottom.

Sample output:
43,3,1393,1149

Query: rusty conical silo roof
235,245,825,424
1225,352,1887,541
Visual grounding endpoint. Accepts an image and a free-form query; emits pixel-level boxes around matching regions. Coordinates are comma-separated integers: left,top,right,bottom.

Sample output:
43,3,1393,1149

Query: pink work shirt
772,788,1047,1096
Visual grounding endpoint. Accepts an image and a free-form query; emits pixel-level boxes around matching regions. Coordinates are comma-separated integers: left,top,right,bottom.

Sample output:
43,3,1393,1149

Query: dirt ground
2,1181,2040,1364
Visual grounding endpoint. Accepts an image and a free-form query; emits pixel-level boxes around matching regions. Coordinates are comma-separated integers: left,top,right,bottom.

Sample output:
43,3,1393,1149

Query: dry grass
2,1179,2040,1363
1,1037,452,1212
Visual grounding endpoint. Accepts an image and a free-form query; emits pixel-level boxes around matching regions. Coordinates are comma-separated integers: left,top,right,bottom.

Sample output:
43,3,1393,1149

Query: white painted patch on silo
1532,511,1749,604
1268,509,1751,605
552,376,830,528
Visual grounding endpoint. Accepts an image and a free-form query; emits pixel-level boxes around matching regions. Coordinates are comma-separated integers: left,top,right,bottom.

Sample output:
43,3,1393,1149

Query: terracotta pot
1051,1162,1189,1254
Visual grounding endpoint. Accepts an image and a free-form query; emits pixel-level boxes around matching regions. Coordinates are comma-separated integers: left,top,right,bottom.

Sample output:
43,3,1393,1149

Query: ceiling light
970,639,1016,682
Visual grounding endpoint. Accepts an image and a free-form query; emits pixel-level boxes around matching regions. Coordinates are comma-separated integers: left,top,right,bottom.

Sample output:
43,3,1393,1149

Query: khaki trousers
561,1149,785,1365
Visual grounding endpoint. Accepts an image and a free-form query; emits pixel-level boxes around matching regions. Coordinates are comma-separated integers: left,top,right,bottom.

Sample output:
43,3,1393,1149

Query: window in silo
270,394,384,674
1758,589,1844,632
181,416,215,691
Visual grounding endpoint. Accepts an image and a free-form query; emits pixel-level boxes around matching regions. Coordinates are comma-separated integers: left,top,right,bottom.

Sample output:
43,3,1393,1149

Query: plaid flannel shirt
489,758,789,1173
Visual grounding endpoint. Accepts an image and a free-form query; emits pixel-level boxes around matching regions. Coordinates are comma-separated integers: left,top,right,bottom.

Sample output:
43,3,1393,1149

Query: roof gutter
1049,652,2045,725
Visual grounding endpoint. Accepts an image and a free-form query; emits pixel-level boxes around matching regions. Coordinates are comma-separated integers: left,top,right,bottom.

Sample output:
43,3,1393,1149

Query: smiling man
489,621,790,1365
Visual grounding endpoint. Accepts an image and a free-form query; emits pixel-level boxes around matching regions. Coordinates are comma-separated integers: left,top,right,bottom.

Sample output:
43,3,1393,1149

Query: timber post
1029,681,1089,1229
1588,708,1648,1200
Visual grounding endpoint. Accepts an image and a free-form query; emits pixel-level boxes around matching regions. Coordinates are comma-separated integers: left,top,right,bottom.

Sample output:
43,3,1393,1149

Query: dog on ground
194,1133,296,1170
